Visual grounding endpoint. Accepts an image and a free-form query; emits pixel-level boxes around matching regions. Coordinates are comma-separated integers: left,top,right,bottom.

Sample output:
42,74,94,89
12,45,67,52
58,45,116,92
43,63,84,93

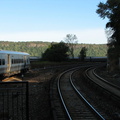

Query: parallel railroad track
85,67,120,104
50,66,106,120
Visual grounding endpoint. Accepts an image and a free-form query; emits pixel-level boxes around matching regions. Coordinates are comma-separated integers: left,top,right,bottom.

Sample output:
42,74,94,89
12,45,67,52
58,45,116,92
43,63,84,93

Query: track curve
51,66,106,120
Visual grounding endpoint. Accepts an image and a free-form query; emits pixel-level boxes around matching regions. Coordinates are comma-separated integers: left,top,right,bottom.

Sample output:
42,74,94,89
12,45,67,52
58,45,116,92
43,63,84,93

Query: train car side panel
0,50,30,76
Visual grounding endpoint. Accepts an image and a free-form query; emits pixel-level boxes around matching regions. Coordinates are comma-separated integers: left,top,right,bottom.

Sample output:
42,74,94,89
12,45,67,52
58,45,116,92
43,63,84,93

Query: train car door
7,54,11,72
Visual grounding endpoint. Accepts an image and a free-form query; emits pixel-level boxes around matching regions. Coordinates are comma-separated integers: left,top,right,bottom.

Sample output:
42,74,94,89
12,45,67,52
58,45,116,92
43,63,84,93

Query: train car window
18,59,19,63
0,59,1,65
11,59,25,64
18,59,20,63
16,59,19,64
14,59,21,64
12,59,14,64
14,59,15,64
16,59,18,64
14,59,16,64
16,59,17,63
2,59,5,65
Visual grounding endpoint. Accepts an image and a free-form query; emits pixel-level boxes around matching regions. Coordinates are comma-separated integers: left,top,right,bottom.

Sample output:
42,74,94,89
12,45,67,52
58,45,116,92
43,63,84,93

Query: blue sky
0,0,108,44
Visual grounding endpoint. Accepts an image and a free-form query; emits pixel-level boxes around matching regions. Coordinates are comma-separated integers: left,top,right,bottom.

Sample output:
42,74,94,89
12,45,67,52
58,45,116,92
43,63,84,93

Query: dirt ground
24,68,60,120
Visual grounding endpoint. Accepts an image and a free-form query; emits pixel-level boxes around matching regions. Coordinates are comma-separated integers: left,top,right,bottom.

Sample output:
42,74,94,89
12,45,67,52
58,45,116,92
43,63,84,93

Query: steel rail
93,68,120,90
57,68,77,120
70,69,105,120
85,67,120,97
57,66,105,120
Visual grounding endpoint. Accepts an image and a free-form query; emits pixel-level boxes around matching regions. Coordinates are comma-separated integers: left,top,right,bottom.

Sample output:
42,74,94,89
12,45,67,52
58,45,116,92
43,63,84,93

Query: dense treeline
75,44,107,57
0,41,107,57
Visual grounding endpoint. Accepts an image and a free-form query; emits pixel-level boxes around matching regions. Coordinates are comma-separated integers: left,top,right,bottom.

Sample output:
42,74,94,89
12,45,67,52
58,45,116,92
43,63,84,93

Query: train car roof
0,50,29,55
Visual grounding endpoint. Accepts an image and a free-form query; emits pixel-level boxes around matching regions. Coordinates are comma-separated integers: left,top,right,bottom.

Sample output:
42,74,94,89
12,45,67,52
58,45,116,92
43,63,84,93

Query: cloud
0,28,107,44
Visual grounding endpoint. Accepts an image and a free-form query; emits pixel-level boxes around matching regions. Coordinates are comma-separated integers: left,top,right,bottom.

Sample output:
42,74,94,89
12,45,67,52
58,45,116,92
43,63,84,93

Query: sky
0,0,108,44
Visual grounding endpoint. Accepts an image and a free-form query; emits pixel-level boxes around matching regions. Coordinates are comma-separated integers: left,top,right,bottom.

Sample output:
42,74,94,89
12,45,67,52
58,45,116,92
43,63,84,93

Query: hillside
0,41,107,57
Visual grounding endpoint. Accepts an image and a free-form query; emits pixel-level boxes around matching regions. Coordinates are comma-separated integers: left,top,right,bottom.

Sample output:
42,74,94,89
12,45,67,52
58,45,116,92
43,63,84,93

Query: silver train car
0,50,30,76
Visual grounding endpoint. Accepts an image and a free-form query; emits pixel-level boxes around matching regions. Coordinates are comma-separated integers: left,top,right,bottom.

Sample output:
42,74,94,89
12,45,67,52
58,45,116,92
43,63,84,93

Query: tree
42,42,69,62
96,0,120,46
79,47,87,62
96,0,120,72
64,34,78,59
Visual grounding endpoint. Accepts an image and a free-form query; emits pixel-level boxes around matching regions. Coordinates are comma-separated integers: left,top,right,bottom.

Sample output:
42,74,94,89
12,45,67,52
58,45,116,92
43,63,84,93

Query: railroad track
85,67,120,103
50,66,106,120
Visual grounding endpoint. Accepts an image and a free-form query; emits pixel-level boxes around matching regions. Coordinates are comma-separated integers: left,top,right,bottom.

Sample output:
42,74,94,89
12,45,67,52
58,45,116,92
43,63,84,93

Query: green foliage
42,42,69,62
79,47,87,61
96,0,120,46
0,41,49,57
0,41,107,57
74,44,107,57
